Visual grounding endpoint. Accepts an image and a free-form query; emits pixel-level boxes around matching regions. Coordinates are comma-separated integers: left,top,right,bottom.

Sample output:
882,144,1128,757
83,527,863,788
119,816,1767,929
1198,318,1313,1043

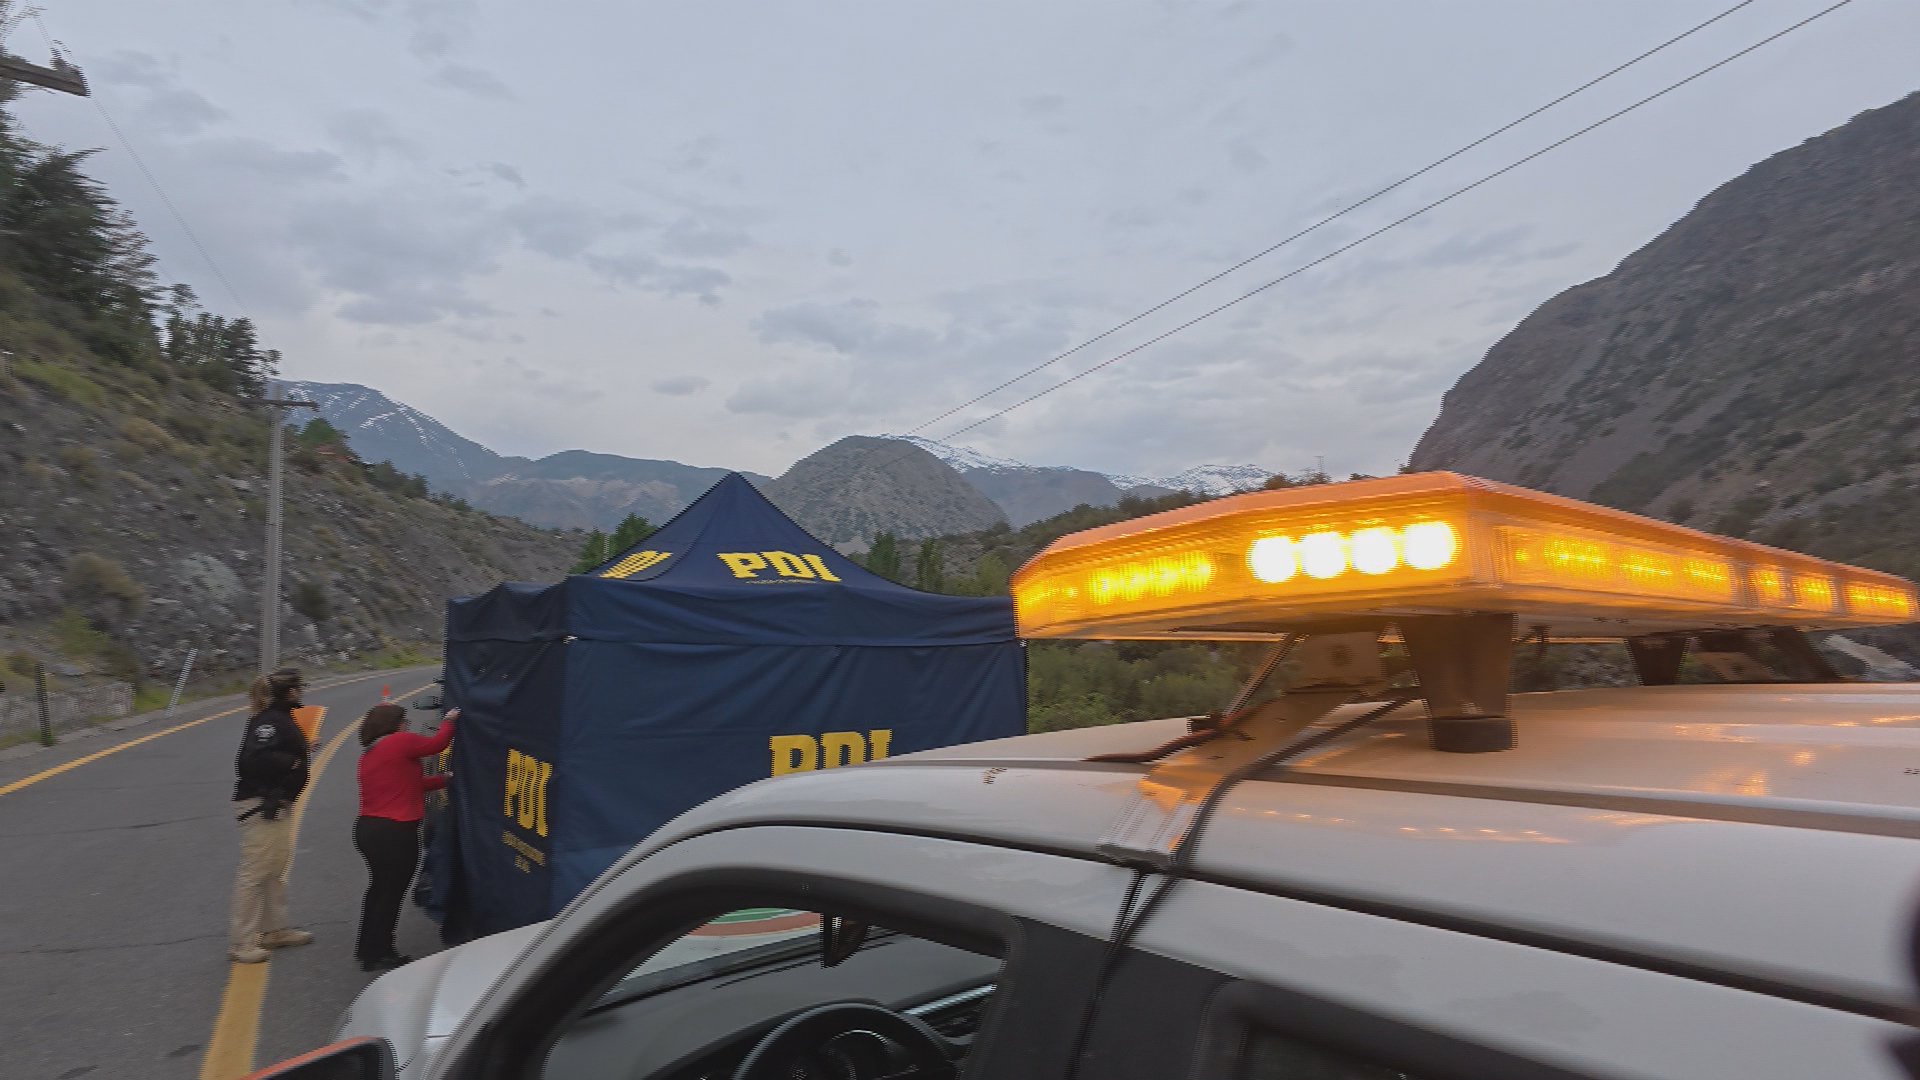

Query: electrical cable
902,0,1763,437
936,0,1854,443
28,11,249,315
1060,695,1420,1080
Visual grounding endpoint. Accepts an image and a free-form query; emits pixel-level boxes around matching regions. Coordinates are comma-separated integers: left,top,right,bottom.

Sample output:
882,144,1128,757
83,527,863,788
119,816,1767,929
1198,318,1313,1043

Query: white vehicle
257,473,1920,1080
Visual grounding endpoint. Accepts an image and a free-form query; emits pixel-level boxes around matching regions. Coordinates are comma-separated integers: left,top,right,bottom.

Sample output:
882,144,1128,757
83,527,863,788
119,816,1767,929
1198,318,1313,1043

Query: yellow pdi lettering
602,550,672,579
770,734,818,775
505,749,552,836
769,729,895,776
762,551,816,578
719,552,769,578
820,731,866,768
801,554,842,582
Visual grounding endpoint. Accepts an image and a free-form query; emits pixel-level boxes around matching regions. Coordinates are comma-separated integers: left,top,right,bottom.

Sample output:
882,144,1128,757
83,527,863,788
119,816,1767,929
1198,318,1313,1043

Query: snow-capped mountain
1106,463,1276,497
286,381,511,486
895,436,1273,523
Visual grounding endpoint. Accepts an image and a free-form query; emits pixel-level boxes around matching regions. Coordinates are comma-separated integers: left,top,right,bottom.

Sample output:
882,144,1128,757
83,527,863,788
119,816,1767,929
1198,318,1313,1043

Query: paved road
0,666,448,1080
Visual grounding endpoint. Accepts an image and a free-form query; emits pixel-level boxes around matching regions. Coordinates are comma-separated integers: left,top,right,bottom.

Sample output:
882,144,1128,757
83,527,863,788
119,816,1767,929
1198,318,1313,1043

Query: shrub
54,443,103,485
291,578,333,624
120,415,175,452
4,650,38,681
63,552,147,626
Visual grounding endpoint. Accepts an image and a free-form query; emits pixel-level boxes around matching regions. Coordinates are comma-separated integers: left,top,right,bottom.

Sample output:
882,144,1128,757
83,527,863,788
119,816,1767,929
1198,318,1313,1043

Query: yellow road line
199,680,437,1080
200,962,273,1080
0,670,411,799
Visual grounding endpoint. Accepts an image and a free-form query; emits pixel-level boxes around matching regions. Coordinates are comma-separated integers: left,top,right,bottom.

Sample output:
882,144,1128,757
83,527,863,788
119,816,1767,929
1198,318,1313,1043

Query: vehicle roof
642,683,1920,1013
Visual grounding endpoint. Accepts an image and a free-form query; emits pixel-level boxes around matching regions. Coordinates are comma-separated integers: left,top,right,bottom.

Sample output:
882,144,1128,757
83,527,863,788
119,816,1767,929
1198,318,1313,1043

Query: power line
30,12,250,315
937,0,1853,443
904,0,1763,436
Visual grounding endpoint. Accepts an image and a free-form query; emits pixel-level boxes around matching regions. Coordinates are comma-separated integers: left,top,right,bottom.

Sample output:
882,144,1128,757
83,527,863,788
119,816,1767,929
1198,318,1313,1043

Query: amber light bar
1010,472,1919,639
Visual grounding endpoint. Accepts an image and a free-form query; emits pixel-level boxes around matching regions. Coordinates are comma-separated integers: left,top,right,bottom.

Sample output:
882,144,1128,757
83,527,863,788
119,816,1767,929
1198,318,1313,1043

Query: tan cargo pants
230,799,295,949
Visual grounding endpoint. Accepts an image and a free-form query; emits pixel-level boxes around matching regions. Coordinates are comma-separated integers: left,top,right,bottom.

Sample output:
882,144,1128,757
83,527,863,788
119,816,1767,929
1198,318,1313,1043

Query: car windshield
592,909,827,1009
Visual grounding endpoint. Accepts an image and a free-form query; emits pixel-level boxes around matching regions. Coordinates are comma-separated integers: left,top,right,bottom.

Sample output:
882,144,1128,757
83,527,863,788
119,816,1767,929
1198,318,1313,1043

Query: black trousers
354,815,421,961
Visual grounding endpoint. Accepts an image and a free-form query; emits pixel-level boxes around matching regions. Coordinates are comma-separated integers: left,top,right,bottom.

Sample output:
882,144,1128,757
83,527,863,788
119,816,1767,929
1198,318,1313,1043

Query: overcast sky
15,1,1919,479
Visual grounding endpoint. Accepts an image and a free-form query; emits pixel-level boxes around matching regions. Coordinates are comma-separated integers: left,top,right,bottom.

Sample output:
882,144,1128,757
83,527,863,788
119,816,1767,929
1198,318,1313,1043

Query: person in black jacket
228,667,317,963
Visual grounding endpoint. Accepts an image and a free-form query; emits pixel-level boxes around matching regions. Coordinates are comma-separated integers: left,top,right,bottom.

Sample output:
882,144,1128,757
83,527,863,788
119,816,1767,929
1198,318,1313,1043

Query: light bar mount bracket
1097,632,1388,870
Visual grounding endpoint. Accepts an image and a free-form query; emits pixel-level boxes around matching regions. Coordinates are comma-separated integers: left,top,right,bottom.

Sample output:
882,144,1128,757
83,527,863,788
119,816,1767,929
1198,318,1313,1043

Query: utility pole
0,17,89,98
259,391,317,675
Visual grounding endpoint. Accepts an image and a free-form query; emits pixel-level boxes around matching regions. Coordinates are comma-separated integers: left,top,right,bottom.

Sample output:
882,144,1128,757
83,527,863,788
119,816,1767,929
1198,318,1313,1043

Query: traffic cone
382,683,392,703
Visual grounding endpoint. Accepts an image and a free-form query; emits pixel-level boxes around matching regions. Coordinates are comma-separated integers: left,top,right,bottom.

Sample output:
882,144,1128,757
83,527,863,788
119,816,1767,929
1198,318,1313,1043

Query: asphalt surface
0,666,446,1080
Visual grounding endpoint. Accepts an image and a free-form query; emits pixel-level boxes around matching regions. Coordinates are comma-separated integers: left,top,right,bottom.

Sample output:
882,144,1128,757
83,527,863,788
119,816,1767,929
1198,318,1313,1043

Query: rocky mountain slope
761,436,1008,545
1411,90,1920,581
1,351,578,683
289,381,764,530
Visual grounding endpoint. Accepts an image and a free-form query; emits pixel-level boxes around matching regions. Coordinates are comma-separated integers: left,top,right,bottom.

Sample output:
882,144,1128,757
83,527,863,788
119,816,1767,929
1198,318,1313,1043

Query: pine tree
914,538,945,593
608,513,655,554
572,530,610,573
865,532,901,582
972,551,1009,595
298,417,347,448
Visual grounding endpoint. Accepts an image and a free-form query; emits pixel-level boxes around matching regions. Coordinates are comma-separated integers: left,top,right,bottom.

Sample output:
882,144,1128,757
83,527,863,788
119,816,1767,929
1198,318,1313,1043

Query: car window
1239,1027,1429,1080
544,908,1003,1080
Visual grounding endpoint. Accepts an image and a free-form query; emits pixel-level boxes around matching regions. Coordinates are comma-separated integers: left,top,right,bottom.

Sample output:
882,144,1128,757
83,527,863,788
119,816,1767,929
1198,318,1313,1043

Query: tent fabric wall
434,474,1026,939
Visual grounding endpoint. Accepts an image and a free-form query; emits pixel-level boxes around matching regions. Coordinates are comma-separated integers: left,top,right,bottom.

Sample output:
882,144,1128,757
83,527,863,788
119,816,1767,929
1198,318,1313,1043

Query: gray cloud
288,192,503,324
753,299,937,360
328,109,417,161
724,366,846,418
404,0,480,59
499,197,637,259
584,253,731,303
195,137,346,183
660,216,751,258
651,375,711,396
433,64,512,100
1236,32,1294,71
486,162,526,188
94,51,228,137
483,356,600,403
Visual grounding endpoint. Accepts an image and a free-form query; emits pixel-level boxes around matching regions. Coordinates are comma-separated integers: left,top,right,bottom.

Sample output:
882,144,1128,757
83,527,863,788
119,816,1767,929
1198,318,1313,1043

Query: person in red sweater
354,702,457,971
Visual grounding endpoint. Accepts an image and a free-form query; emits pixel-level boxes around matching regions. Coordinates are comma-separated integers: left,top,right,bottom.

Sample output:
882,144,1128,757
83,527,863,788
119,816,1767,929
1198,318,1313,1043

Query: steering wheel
730,1002,958,1080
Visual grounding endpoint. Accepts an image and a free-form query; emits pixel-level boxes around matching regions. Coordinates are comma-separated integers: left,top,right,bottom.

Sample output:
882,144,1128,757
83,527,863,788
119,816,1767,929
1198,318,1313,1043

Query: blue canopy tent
430,473,1026,940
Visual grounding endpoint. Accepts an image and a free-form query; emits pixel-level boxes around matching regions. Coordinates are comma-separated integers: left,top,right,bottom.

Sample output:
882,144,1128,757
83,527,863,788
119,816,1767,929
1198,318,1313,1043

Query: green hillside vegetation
857,488,1275,731
0,86,576,693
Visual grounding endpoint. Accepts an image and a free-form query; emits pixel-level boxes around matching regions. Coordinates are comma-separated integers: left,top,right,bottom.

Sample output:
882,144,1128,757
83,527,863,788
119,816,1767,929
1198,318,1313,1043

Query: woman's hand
442,707,462,723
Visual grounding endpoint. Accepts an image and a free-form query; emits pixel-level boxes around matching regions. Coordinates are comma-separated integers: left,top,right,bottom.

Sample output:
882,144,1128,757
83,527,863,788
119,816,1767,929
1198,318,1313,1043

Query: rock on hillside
1411,90,1920,579
763,436,1008,545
